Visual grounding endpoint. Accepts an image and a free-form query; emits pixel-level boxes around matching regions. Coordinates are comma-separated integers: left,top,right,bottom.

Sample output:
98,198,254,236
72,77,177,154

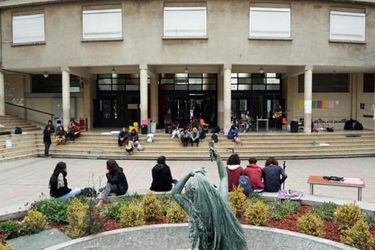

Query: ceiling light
259,67,264,74
184,66,189,74
43,72,49,78
111,67,117,78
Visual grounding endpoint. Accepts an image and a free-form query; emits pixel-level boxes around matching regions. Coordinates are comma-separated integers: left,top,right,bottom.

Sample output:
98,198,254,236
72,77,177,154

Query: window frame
249,6,292,40
11,11,46,46
163,6,208,39
329,10,366,44
82,7,123,42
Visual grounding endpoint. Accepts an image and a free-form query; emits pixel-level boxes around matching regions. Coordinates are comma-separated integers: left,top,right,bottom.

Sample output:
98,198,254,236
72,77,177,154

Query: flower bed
1,192,375,250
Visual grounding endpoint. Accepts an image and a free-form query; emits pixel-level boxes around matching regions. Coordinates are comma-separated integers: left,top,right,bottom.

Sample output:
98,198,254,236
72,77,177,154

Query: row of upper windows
11,6,366,45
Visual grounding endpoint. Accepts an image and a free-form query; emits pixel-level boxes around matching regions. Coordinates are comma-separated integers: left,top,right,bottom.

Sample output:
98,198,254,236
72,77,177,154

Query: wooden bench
307,176,365,201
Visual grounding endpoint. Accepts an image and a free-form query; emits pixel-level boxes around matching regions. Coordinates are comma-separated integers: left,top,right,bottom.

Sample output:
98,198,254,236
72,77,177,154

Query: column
304,66,313,133
0,71,4,116
350,73,359,120
62,69,70,128
223,66,232,133
150,77,159,124
139,66,148,123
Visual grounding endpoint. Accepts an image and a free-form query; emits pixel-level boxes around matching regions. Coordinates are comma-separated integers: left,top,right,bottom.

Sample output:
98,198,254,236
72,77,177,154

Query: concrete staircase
0,115,41,132
30,131,375,160
0,134,38,161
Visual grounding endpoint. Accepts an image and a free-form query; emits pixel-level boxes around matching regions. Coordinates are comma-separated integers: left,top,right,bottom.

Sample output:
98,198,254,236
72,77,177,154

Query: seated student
226,154,244,191
190,127,200,146
67,119,81,141
118,127,129,146
129,129,139,147
125,139,134,155
55,120,67,145
263,157,287,192
97,160,128,207
49,162,81,200
180,128,190,147
171,123,181,139
227,125,241,144
243,157,264,191
150,156,176,192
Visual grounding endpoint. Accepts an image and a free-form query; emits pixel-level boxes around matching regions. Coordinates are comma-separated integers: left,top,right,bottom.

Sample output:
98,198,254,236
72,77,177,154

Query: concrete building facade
0,0,374,132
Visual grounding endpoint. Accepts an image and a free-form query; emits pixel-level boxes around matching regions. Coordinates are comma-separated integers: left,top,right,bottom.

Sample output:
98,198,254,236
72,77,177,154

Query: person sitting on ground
67,119,81,141
262,157,287,192
180,128,190,147
118,127,129,146
227,125,241,144
243,157,264,192
125,139,134,155
97,160,128,207
49,161,81,200
226,153,244,191
55,120,67,145
150,156,176,192
190,127,200,146
129,129,139,147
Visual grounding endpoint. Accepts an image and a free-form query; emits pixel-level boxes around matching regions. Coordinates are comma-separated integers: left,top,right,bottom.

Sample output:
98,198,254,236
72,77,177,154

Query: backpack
354,121,363,130
137,143,144,151
211,133,219,143
344,120,354,130
81,187,97,197
238,175,253,196
15,127,22,134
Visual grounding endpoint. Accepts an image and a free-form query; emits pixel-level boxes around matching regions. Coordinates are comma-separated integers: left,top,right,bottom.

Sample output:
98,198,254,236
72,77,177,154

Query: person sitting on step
67,119,81,141
190,127,200,147
243,157,264,192
125,139,134,155
118,127,129,146
150,156,177,192
263,157,287,192
227,125,241,144
129,128,139,147
55,120,67,145
180,128,190,147
225,153,244,191
49,161,82,200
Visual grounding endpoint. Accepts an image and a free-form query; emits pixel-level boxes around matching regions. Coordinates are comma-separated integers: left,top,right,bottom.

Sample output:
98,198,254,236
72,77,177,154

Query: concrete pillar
304,67,313,133
83,79,93,130
223,66,232,133
150,77,159,124
62,69,70,128
350,73,360,120
0,71,4,116
217,74,224,129
139,66,148,123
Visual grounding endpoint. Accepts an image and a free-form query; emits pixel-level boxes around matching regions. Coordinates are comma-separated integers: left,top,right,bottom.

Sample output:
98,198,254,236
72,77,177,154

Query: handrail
5,101,55,121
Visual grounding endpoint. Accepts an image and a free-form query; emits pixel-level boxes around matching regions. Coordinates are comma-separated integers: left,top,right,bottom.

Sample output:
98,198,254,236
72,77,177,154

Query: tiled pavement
0,157,374,211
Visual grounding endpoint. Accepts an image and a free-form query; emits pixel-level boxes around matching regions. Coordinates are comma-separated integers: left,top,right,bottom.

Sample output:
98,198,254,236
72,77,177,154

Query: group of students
117,127,140,154
171,118,210,147
49,156,176,206
226,154,287,193
43,119,81,157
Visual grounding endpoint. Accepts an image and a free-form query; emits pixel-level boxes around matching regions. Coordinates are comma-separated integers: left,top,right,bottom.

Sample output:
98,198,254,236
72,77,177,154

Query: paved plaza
0,157,374,211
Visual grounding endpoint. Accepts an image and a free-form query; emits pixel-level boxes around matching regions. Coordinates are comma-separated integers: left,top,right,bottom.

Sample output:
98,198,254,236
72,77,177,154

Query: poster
304,100,312,114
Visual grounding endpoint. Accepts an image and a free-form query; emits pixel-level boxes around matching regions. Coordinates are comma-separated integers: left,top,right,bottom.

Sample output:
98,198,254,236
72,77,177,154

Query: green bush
298,213,324,237
142,193,162,221
21,209,47,235
32,199,69,224
334,203,363,231
103,195,144,221
311,202,338,221
269,200,300,221
364,212,375,229
65,198,89,238
166,202,187,223
119,203,144,227
228,186,247,218
340,219,374,250
157,195,174,216
244,201,269,226
0,242,14,250
247,193,264,204
0,220,19,234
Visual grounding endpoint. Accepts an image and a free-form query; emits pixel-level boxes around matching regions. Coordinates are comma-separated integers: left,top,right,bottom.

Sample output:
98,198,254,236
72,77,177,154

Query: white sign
5,139,12,149
304,100,312,114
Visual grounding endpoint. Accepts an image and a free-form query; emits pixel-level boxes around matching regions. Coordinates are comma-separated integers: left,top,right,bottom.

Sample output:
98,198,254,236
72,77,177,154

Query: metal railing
5,102,55,122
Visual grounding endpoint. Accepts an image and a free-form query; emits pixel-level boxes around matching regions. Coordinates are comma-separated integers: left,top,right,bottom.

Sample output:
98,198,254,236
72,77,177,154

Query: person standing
43,120,54,157
150,156,176,192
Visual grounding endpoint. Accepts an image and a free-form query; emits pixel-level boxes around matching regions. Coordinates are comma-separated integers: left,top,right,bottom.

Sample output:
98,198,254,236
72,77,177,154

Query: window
298,74,349,93
82,8,122,40
364,74,375,93
32,75,79,93
12,13,45,44
164,7,207,37
330,11,365,42
231,73,281,91
249,7,291,38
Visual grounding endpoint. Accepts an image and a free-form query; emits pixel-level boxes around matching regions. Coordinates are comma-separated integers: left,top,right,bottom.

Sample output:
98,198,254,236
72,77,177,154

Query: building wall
1,0,375,69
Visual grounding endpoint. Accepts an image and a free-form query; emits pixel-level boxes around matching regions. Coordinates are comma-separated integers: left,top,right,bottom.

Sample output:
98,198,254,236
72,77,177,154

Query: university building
0,0,374,133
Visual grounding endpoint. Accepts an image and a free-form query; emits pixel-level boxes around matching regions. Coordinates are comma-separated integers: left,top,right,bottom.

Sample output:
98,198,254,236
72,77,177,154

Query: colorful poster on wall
317,100,322,109
322,100,328,109
299,100,304,109
304,100,312,114
312,101,317,109
328,100,334,109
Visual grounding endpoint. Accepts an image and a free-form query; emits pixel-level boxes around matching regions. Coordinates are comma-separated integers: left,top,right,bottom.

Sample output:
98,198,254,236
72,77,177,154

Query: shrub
311,202,338,221
269,200,300,221
21,209,47,235
298,213,324,237
158,195,174,216
340,219,374,250
334,203,363,231
0,242,14,250
247,193,264,204
65,198,89,238
166,202,187,223
32,199,69,224
119,203,144,227
244,201,269,226
228,186,247,218
364,212,375,229
0,220,19,234
142,193,162,221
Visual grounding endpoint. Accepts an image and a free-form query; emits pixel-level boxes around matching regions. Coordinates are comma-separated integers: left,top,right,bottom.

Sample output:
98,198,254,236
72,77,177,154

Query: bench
307,176,365,201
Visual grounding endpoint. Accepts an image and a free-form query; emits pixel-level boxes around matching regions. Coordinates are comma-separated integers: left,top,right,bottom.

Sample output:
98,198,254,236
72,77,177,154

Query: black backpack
211,133,219,143
344,120,354,130
15,127,22,134
354,121,363,130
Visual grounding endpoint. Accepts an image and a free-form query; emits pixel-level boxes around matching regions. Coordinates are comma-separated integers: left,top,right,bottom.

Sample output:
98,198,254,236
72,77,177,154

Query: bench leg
310,184,314,195
358,188,362,201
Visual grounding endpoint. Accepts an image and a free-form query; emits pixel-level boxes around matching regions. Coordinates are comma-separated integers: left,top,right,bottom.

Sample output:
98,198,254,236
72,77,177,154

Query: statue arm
171,172,192,212
216,156,229,201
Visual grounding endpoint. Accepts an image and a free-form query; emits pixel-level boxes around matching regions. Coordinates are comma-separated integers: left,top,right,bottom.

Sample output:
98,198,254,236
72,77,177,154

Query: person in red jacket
225,154,244,191
243,157,264,191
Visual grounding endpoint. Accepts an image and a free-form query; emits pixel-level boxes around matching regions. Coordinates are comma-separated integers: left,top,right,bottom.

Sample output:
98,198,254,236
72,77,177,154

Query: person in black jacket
150,156,176,192
262,157,287,192
43,120,55,157
49,162,81,200
97,159,128,207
